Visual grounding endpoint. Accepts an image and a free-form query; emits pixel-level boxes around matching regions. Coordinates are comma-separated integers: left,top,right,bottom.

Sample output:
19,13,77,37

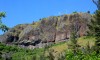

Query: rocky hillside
0,13,92,49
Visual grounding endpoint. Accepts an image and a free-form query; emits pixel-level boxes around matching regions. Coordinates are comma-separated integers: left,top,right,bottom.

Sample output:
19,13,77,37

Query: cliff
0,13,92,49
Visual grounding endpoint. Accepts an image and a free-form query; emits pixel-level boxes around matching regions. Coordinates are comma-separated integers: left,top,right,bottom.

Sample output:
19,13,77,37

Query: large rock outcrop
0,13,92,49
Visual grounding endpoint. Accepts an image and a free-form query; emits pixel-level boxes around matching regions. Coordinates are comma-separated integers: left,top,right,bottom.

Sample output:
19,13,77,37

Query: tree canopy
88,0,100,53
0,12,9,32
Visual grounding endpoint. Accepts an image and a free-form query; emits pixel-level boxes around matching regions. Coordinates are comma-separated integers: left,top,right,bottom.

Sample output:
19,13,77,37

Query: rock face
0,13,92,49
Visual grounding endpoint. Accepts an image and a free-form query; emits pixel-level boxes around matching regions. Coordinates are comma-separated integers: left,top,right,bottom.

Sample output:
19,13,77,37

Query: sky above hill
0,0,97,34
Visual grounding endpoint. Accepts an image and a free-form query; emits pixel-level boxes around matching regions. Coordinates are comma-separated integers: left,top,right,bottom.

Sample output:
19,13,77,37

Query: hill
0,13,92,49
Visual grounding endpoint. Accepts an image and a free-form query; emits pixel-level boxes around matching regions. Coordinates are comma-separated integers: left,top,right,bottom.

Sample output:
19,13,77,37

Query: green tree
88,0,100,53
0,12,9,32
68,25,80,54
92,10,100,53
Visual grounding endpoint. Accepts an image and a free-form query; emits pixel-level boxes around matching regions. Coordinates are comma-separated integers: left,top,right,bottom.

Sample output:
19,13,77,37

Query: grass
77,36,95,47
48,36,96,57
50,42,67,54
31,21,40,28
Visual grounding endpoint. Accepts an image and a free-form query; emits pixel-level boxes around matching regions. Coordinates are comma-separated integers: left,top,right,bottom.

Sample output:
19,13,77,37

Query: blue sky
0,0,97,34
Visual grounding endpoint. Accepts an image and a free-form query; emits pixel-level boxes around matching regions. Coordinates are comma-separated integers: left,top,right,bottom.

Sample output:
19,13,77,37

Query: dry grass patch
77,36,95,47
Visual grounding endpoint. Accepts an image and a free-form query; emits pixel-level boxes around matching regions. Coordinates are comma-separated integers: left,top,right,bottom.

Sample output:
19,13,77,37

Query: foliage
68,24,80,54
89,0,100,52
0,12,9,32
0,36,100,60
65,50,100,60
72,11,77,14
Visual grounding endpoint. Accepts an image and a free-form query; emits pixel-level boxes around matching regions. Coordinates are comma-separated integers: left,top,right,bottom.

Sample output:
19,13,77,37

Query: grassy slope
50,36,96,55
78,36,95,47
